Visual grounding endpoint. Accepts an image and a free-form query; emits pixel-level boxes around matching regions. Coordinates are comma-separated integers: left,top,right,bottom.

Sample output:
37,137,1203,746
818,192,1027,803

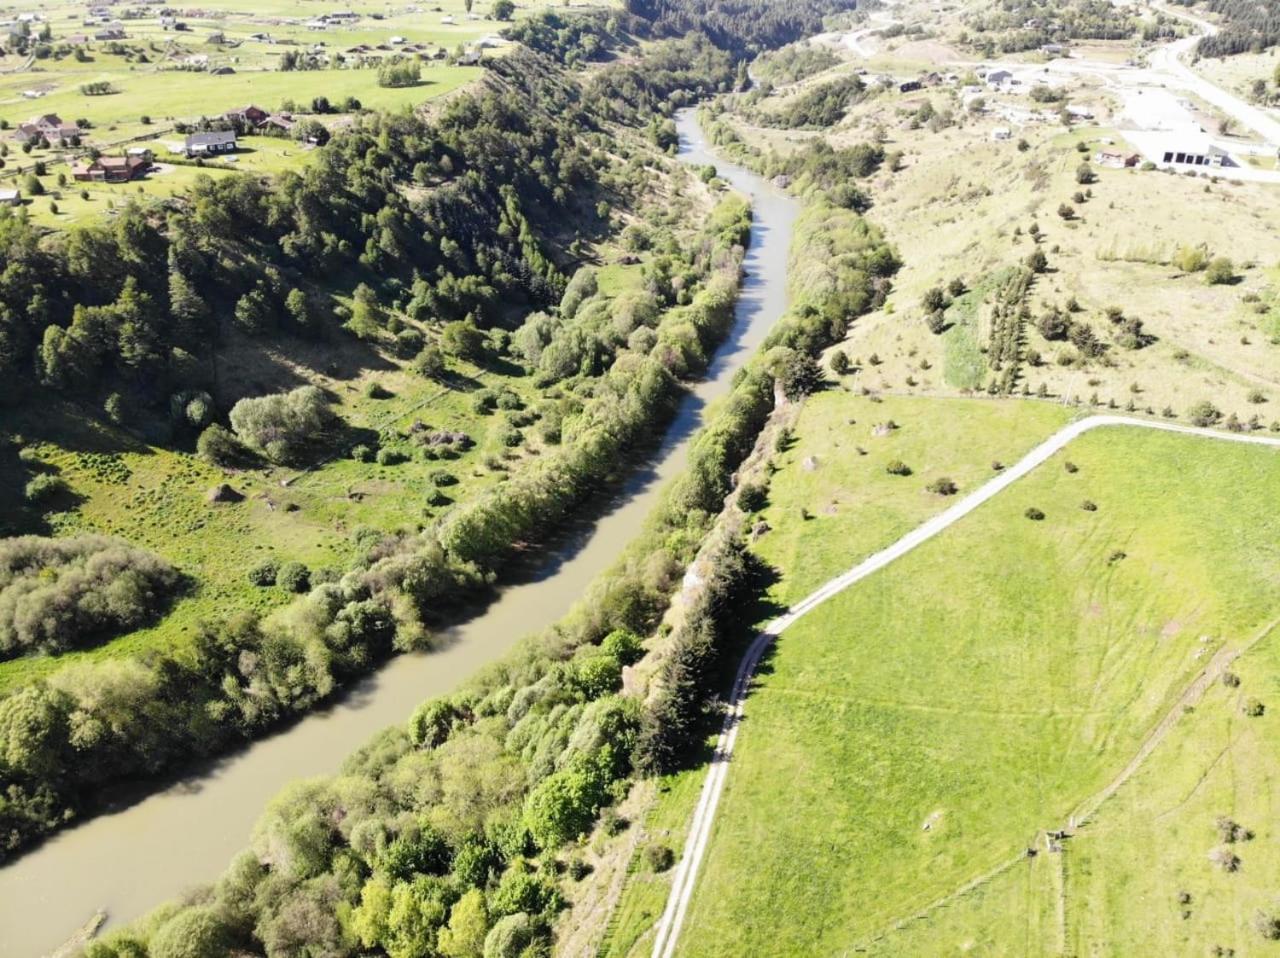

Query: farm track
649,415,1280,958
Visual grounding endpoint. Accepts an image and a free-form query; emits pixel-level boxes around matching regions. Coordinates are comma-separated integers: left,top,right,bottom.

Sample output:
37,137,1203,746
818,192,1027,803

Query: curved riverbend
0,111,798,958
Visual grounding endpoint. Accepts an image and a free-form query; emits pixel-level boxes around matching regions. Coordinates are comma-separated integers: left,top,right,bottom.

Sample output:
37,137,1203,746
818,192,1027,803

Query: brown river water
0,110,798,957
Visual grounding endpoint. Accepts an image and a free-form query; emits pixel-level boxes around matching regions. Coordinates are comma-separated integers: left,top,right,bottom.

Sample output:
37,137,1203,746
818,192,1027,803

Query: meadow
591,392,1079,958
678,423,1280,955
0,0,550,225
0,338,550,691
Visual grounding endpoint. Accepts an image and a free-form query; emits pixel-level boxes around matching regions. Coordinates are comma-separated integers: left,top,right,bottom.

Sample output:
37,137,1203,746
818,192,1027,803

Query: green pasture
0,345,547,692
752,392,1074,604
680,425,1280,955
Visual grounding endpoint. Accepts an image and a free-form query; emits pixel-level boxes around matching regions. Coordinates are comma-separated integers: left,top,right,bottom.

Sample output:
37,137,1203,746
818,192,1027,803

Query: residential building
184,129,237,156
72,153,150,182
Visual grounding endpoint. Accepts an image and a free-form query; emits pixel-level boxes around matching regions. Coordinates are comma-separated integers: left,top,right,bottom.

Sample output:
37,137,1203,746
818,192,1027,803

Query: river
0,110,798,958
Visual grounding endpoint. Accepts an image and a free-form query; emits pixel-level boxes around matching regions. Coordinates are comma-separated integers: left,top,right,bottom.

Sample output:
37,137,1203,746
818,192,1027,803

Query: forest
961,0,1138,54
1184,0,1280,56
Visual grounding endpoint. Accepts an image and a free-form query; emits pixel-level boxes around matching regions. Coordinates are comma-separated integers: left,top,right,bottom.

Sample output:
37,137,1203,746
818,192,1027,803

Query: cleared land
678,424,1280,956
585,393,1081,958
0,0,543,225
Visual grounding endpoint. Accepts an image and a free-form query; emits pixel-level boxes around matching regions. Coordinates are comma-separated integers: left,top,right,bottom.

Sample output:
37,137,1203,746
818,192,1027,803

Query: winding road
650,414,1280,958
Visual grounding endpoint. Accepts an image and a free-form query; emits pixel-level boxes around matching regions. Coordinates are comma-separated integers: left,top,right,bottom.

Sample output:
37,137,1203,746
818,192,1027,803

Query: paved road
649,414,1280,958
1148,4,1280,149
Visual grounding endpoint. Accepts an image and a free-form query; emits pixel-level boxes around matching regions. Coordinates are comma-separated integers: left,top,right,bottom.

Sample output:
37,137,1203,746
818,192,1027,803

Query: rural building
210,65,235,75
986,69,1012,86
1065,104,1094,121
184,129,237,156
0,188,20,207
1126,130,1232,169
13,114,81,145
258,113,295,133
72,153,150,182
94,27,126,40
991,127,1012,140
898,79,922,93
225,104,268,126
1041,43,1069,57
1094,150,1140,169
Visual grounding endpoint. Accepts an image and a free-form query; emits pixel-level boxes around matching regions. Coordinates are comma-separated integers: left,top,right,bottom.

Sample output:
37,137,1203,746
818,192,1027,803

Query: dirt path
648,415,1280,958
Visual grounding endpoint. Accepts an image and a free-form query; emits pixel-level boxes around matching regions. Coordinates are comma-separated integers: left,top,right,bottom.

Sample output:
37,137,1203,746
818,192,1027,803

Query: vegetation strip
651,414,1280,958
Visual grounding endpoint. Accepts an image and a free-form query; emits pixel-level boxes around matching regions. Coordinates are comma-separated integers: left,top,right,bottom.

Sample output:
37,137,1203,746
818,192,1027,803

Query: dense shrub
276,561,310,594
0,535,181,658
228,386,336,464
24,474,68,503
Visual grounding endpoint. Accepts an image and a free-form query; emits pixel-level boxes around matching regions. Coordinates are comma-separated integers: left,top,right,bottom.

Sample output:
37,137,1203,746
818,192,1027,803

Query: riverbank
0,109,800,958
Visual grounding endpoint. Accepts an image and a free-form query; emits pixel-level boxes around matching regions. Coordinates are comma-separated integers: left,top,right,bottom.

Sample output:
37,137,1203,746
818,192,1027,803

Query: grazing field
589,393,1079,958
0,343,544,691
751,392,1074,604
0,0,539,226
678,424,1280,956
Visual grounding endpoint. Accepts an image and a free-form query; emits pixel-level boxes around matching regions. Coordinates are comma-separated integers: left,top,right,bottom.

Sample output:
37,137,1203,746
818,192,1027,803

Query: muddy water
0,110,798,958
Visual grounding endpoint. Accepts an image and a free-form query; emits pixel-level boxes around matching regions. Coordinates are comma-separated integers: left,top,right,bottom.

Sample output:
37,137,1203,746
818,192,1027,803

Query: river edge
0,110,799,958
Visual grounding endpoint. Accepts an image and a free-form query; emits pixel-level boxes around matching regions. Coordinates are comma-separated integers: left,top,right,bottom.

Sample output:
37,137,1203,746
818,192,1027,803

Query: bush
601,628,644,665
737,481,767,512
196,424,247,466
430,469,458,487
829,350,850,375
375,447,409,466
1243,697,1265,717
0,535,182,658
1081,499,1097,511
247,559,279,587
1204,257,1235,285
351,444,374,463
1075,162,1096,184
24,473,68,503
276,561,310,593
228,386,334,464
1172,244,1210,273
1025,507,1045,520
412,344,446,379
885,459,912,476
925,476,957,495
1187,400,1222,427
644,842,675,873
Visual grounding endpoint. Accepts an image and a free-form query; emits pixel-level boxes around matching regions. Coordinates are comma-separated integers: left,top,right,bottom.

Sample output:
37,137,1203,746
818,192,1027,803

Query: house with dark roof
184,129,237,156
225,104,268,126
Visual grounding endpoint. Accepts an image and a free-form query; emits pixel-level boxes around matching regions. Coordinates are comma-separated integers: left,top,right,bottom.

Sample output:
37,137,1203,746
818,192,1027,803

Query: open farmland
678,423,1280,955
0,0,540,224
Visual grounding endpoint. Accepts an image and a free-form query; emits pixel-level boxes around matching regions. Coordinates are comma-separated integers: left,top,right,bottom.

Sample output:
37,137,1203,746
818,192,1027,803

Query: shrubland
0,535,181,659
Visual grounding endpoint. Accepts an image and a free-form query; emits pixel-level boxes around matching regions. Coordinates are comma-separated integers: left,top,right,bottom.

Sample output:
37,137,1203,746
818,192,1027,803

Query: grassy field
678,424,1280,956
750,391,1073,604
0,337,552,690
0,0,570,225
590,393,1079,957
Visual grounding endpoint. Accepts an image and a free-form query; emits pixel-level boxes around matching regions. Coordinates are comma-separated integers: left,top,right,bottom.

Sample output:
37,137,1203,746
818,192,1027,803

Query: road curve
649,414,1280,958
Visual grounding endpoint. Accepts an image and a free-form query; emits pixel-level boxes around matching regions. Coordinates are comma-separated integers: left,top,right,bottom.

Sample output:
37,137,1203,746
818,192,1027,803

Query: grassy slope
0,342,550,690
751,391,1073,603
679,424,1280,956
593,392,1079,958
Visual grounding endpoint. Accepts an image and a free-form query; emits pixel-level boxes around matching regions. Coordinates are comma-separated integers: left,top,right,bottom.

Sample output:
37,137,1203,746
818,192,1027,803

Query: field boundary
649,414,1280,958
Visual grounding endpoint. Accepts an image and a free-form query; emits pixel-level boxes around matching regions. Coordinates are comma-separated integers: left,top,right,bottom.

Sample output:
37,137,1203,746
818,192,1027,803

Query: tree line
1184,0,1280,57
